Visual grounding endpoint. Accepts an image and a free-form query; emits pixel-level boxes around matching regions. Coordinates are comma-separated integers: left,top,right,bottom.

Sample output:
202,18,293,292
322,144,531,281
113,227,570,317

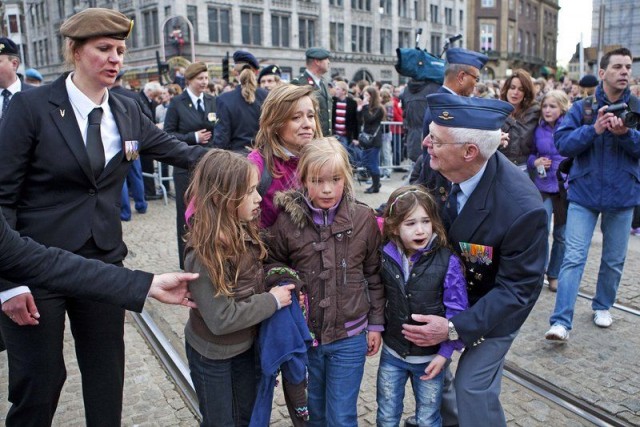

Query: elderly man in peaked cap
402,94,547,427
291,47,332,136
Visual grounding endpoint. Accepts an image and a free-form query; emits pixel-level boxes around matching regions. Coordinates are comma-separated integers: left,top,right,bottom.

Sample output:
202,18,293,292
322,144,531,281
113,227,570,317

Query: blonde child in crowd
377,186,468,427
266,137,385,426
182,149,295,427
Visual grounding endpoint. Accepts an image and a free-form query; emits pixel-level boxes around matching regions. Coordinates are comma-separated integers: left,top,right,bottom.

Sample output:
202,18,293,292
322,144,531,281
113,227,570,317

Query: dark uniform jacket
443,152,547,346
213,85,267,154
0,212,151,312
292,70,332,136
164,91,217,146
0,74,207,290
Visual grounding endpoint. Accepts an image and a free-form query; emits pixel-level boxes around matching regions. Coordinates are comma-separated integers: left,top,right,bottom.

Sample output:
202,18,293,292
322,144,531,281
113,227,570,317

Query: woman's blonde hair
382,185,449,251
254,84,322,178
234,62,259,104
185,149,266,297
297,137,355,201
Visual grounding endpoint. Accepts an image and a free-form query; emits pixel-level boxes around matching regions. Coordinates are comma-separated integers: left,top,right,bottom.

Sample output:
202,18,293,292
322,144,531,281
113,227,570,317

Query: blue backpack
395,48,445,84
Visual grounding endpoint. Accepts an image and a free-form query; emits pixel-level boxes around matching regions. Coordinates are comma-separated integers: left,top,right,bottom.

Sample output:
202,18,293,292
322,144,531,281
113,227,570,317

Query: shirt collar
306,70,322,86
441,85,457,95
186,87,203,106
5,77,21,94
456,161,488,199
66,73,109,119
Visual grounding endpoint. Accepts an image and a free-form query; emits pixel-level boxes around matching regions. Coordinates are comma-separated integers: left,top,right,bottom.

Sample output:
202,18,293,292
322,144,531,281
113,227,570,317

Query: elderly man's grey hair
435,124,501,160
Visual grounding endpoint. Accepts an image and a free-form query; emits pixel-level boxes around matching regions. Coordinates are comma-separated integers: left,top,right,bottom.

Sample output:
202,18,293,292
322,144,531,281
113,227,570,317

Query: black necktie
447,183,462,223
1,89,11,123
86,107,105,180
197,99,204,113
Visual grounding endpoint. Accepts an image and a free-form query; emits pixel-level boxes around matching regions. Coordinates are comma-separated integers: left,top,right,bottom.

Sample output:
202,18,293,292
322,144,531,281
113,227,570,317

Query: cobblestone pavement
1,169,638,426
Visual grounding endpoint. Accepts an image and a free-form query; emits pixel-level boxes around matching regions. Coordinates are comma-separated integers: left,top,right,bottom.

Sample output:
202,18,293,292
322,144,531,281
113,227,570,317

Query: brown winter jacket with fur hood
265,190,385,345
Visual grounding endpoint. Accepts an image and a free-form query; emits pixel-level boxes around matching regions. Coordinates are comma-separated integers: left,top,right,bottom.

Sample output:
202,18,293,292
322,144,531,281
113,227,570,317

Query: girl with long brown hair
183,149,294,426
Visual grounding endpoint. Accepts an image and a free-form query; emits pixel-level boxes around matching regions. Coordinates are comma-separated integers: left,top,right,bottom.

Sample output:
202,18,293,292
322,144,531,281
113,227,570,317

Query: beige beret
60,8,133,40
185,62,208,81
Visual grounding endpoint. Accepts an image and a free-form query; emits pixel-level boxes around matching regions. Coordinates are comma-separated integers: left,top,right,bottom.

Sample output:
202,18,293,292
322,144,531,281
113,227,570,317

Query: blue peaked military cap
0,37,19,56
427,93,514,130
445,48,488,70
233,50,260,69
258,64,282,81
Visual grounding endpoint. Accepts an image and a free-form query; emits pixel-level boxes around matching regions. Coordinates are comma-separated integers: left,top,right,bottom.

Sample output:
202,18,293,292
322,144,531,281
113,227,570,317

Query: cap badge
438,111,454,120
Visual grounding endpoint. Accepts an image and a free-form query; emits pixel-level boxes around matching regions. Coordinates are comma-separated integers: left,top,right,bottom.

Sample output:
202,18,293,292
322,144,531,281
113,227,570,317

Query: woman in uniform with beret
0,8,206,426
213,50,268,154
164,61,217,269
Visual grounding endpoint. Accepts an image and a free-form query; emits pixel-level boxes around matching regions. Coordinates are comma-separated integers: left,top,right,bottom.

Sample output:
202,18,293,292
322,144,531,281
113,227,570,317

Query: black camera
606,102,640,128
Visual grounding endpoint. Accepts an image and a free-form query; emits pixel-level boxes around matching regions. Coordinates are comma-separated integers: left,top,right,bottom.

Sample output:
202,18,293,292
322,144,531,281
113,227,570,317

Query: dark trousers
173,167,189,270
186,342,258,427
140,155,156,196
0,289,125,427
633,205,640,229
120,158,147,220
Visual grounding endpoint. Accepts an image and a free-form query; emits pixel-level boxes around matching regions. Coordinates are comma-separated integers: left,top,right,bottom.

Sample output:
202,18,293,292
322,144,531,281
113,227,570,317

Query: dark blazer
0,74,206,289
445,152,547,345
332,95,359,142
213,85,267,153
0,212,151,312
292,71,332,136
164,91,217,146
138,89,157,122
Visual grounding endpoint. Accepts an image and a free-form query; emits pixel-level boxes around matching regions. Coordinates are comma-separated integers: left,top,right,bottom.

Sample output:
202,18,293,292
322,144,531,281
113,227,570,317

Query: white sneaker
545,324,569,341
593,310,613,328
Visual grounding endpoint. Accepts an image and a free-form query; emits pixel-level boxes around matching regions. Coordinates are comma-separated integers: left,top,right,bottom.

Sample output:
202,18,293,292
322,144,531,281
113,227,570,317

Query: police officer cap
305,47,331,60
233,50,259,70
0,38,19,56
427,93,514,130
445,48,488,70
25,68,43,81
258,65,282,81
60,8,133,40
184,62,208,81
579,74,598,88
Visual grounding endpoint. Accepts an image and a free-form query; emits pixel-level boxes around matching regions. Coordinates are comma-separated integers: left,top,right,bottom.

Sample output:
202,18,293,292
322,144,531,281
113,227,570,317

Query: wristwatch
448,321,459,341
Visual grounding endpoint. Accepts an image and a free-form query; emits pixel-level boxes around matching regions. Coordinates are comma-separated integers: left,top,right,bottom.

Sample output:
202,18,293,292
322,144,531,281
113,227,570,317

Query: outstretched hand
148,272,200,308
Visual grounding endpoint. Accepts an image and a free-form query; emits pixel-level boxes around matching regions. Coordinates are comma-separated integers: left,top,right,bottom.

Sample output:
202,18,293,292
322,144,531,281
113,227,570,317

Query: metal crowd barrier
141,161,173,205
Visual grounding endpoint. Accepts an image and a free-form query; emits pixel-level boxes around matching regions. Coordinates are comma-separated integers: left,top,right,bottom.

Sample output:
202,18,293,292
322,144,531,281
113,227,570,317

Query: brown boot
548,278,558,292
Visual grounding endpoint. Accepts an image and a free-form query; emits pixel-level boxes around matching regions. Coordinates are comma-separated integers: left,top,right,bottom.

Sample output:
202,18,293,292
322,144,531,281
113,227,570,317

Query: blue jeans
186,343,258,427
337,135,362,168
362,147,381,176
549,202,633,329
120,159,147,220
543,197,566,279
376,346,443,427
307,334,367,427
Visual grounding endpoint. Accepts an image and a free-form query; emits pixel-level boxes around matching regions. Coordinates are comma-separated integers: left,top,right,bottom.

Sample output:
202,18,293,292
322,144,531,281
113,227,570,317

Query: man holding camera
545,47,640,341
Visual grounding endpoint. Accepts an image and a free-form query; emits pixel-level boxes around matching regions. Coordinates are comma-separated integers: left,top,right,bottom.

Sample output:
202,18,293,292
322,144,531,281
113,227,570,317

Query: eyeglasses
464,71,480,83
427,135,470,148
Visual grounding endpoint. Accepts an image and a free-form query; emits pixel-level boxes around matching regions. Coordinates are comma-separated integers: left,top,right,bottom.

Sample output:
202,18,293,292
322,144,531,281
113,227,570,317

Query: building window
380,29,392,55
430,35,441,55
430,4,438,23
299,18,316,49
509,0,515,10
187,6,198,42
533,6,537,20
241,11,262,46
525,32,530,55
398,30,411,48
445,7,453,26
142,9,159,45
330,0,343,5
380,0,392,14
8,15,18,34
508,26,514,53
532,33,537,56
58,0,66,19
351,25,372,53
330,22,345,52
272,15,290,48
518,29,523,52
398,0,409,18
480,23,495,52
208,8,230,43
127,14,138,48
351,0,371,11
519,0,523,15
459,10,464,30
481,0,495,7
526,3,531,18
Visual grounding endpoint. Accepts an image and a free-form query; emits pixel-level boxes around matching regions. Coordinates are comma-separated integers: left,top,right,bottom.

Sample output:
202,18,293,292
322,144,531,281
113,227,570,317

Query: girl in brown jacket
266,137,385,426
183,150,294,427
